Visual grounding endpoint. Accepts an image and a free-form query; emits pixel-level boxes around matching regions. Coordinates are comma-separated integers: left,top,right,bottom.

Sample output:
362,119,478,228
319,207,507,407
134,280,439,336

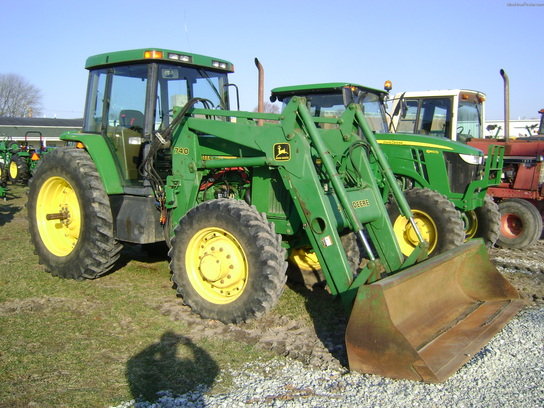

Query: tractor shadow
0,188,25,227
126,331,219,403
0,202,22,227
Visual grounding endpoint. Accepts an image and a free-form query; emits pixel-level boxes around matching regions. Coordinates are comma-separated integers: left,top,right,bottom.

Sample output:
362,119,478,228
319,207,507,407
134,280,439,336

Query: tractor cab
271,83,389,133
388,90,486,142
81,49,234,185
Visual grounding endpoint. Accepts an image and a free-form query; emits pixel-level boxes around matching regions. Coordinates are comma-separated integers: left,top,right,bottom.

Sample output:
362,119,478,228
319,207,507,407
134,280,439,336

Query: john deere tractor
271,83,503,258
27,48,522,383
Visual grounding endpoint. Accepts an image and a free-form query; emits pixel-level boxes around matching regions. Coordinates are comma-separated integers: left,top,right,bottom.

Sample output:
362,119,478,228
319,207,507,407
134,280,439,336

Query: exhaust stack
255,58,264,126
500,69,510,140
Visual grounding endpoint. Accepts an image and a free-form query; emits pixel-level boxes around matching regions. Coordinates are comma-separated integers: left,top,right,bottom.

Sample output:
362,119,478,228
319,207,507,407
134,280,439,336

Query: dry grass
0,185,280,407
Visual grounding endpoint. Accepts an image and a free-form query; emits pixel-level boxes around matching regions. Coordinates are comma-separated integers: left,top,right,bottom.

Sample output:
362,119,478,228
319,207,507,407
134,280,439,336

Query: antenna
184,11,192,52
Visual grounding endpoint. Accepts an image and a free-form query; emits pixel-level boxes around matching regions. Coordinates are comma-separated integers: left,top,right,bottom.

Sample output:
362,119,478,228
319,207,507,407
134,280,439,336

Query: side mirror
342,87,355,107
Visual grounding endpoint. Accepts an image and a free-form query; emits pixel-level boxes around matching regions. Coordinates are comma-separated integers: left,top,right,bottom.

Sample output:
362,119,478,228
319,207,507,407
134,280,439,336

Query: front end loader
27,48,523,382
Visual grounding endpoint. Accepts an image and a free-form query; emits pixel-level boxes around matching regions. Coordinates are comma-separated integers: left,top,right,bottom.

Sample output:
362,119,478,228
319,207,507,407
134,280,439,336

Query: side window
83,69,107,133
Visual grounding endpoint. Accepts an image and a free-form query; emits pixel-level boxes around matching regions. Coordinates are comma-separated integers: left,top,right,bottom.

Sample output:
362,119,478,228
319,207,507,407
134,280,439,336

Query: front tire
27,147,123,279
496,198,542,249
464,194,501,247
170,199,287,323
387,188,465,257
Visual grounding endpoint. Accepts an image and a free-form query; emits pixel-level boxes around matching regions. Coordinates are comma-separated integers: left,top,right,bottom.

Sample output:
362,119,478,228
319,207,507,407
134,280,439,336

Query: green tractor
0,132,46,184
0,136,22,183
27,48,522,383
270,83,503,258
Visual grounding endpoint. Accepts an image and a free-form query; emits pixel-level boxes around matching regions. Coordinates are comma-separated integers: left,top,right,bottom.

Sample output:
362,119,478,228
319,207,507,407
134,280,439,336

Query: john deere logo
274,143,290,161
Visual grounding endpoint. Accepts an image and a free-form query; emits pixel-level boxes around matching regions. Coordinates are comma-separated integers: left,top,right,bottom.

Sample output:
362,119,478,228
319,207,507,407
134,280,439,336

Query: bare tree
0,73,42,117
253,101,281,114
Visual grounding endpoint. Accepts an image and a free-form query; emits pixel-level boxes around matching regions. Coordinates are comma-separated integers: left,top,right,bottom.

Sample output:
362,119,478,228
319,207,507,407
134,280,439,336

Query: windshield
279,89,388,133
156,64,229,130
457,101,482,141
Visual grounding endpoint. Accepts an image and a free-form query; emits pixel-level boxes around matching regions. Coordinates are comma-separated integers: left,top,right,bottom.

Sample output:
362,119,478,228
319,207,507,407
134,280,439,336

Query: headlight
459,154,483,165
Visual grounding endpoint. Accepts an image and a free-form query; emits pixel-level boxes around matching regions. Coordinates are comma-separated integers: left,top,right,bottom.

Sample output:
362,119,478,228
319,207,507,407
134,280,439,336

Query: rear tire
387,188,465,257
27,147,123,279
496,198,542,249
170,199,287,323
8,154,30,184
464,194,500,247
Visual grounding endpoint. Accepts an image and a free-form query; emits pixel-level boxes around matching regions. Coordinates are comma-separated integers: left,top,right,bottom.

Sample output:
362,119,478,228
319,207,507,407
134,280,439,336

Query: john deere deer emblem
274,143,290,161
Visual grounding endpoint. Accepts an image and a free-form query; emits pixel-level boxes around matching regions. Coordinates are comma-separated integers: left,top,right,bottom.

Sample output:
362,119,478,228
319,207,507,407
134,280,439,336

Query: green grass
0,185,293,407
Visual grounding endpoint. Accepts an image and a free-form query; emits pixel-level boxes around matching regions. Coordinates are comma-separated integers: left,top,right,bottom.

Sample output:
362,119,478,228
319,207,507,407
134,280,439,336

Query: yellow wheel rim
186,227,248,304
392,210,438,256
464,210,478,240
9,161,18,179
36,176,81,257
289,247,321,272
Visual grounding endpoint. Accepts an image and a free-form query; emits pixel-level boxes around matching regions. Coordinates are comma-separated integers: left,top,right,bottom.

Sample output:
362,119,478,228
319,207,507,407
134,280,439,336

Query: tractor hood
375,132,485,160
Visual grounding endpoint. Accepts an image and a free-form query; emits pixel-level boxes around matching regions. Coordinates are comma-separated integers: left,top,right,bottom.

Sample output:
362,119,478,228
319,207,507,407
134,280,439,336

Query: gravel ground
111,244,544,408
112,306,543,408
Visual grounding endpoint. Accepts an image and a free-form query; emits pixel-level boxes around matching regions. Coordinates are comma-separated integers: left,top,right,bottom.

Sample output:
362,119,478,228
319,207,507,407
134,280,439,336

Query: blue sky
2,0,542,120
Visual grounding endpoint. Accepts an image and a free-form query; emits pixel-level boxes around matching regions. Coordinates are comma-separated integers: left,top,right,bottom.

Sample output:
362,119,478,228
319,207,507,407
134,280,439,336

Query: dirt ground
159,242,544,371
488,241,544,303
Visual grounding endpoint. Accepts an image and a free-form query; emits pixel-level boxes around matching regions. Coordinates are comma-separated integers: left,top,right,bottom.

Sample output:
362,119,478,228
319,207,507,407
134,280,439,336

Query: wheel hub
501,213,522,238
188,228,248,303
393,211,437,256
9,161,18,179
36,176,81,257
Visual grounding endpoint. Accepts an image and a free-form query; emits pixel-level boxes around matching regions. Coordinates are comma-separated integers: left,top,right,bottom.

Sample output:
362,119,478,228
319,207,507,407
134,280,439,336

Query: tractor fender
61,131,124,194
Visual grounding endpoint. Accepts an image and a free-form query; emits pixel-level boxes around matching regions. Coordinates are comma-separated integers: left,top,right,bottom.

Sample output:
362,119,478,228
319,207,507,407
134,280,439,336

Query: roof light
144,50,164,59
539,109,544,114
168,53,192,63
212,60,228,69
461,93,469,100
384,80,392,92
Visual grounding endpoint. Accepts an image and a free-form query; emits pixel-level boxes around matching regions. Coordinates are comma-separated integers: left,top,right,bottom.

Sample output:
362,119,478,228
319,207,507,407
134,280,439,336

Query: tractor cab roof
85,48,234,73
270,82,386,102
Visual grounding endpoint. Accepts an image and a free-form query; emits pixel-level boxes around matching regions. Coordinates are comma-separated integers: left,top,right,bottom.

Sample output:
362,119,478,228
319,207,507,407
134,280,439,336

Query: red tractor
468,135,544,249
467,71,543,249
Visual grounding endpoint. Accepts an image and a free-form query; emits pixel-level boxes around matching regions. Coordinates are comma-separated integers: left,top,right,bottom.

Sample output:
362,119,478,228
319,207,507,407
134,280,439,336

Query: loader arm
165,98,422,296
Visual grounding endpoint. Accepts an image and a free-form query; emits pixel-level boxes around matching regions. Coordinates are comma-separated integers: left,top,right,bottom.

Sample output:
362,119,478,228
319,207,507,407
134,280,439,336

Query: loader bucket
345,240,524,383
